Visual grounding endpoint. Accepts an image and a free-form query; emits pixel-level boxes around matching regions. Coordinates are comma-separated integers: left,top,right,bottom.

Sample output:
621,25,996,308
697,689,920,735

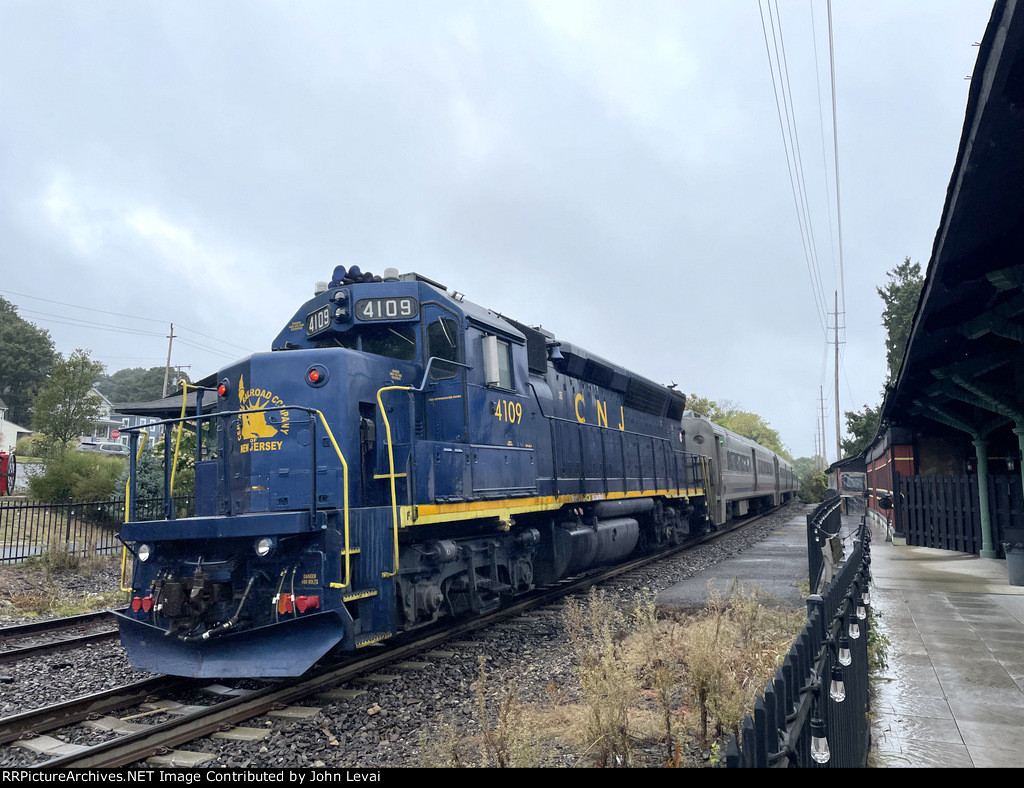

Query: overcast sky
0,1,995,459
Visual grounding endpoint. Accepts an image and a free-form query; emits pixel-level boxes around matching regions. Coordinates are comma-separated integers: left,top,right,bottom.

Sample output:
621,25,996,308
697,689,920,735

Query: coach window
427,317,461,379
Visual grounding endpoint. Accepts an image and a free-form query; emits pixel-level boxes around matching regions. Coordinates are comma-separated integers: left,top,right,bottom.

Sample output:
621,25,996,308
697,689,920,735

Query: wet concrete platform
656,506,1024,768
657,510,811,610
867,517,1024,768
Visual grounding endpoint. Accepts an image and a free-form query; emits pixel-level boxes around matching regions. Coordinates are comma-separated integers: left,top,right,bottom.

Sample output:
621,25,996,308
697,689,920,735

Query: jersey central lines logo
236,375,290,452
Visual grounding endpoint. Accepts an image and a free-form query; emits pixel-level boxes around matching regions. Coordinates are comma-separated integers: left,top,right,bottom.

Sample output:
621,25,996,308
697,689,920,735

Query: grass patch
419,583,804,768
1,587,126,619
20,541,113,578
0,551,126,619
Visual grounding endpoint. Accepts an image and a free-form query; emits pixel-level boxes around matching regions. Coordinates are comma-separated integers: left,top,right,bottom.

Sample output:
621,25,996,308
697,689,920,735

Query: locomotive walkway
657,507,1024,768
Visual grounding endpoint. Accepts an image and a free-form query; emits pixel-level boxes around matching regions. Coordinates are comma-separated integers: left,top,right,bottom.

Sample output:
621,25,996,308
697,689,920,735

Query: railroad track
1,510,776,769
0,611,120,666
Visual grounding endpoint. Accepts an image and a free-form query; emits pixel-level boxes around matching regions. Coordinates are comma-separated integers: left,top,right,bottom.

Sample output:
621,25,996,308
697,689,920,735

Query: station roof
881,0,1024,444
113,373,219,421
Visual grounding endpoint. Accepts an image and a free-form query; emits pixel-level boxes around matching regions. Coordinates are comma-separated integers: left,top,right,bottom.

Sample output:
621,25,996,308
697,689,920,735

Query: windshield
315,324,417,362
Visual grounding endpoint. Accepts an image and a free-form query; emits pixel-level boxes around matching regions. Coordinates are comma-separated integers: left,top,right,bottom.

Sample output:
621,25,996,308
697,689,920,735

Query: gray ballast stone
211,726,270,742
146,749,216,767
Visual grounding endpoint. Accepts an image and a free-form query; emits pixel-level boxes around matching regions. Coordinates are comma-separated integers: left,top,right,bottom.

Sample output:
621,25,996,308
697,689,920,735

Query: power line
810,0,839,289
772,1,830,312
16,309,166,337
758,0,830,336
827,0,847,315
0,288,258,355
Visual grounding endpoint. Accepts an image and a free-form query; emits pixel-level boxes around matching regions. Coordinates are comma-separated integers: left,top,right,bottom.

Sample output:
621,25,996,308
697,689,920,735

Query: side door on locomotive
414,299,470,503
463,315,538,501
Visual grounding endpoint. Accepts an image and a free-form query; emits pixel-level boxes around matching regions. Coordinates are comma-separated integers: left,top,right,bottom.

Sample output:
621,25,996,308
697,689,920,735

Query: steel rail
0,676,191,746
0,611,114,642
0,629,120,666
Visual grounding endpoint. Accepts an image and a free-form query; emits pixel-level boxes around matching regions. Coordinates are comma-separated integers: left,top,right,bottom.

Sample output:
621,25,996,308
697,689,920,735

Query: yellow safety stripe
402,487,706,527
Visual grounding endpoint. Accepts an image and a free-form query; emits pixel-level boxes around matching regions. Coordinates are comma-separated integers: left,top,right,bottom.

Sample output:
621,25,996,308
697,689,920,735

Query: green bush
28,450,126,502
14,434,47,459
116,443,196,500
798,472,828,504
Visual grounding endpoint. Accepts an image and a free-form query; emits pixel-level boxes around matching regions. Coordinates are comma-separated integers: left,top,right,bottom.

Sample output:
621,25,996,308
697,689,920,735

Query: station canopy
882,0,1024,443
114,373,219,421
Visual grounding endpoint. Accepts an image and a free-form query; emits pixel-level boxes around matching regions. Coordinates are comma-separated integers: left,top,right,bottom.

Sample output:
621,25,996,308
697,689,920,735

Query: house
78,388,160,449
80,389,124,446
0,396,31,454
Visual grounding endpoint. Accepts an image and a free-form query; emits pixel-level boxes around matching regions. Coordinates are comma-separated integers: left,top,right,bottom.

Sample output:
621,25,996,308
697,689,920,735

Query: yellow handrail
376,385,411,578
168,382,190,496
311,410,351,591
120,432,148,593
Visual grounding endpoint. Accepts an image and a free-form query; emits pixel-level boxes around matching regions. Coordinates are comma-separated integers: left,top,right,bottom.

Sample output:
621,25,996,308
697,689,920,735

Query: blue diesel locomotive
116,268,795,678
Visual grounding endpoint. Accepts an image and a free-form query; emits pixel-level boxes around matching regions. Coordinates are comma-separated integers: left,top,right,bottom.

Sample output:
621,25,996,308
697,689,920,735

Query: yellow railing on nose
376,385,411,579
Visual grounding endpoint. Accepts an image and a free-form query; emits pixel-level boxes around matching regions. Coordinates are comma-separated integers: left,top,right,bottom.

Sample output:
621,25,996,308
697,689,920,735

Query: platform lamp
829,664,847,703
810,697,831,764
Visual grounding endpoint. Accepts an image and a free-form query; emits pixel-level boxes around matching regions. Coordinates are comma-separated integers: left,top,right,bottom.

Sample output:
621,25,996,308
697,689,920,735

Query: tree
878,257,924,386
685,394,730,424
687,393,792,461
0,296,58,426
841,403,881,458
793,455,824,480
96,366,191,403
798,472,828,503
31,349,105,452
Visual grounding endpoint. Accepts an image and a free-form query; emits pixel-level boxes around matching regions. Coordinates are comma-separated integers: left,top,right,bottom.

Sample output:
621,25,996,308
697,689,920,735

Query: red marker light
308,368,320,383
217,382,228,397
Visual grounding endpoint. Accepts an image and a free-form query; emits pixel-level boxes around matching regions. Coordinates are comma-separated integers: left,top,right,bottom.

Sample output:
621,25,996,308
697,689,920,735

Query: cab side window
427,318,461,379
494,338,512,389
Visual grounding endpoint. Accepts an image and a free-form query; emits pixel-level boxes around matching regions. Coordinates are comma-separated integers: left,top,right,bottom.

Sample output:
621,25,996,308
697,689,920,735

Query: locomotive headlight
137,544,152,562
255,537,276,557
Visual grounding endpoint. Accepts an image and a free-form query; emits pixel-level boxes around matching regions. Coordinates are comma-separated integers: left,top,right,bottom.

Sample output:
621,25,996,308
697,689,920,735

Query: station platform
656,507,1024,768
867,514,1024,768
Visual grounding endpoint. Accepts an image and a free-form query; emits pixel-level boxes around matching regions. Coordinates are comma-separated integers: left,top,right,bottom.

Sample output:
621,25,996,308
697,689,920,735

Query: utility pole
834,291,842,462
170,364,191,393
162,323,177,398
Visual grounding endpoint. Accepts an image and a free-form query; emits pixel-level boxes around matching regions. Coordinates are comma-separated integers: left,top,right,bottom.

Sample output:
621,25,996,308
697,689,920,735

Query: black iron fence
0,496,194,564
727,506,872,768
806,495,842,593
